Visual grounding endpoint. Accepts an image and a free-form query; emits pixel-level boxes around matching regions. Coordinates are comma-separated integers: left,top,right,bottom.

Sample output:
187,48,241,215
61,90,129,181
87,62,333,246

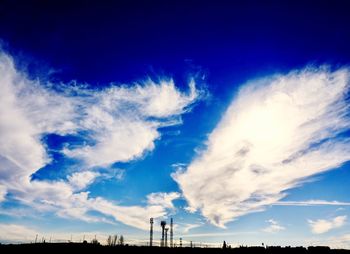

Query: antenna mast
150,218,154,247
170,218,173,247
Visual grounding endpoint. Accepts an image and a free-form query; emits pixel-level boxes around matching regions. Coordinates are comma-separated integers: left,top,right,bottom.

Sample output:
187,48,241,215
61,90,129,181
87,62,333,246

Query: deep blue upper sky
1,0,350,247
1,0,350,86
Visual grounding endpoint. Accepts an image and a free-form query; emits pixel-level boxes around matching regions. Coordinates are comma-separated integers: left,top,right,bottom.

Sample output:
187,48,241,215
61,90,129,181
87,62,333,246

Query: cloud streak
273,200,350,206
173,66,350,227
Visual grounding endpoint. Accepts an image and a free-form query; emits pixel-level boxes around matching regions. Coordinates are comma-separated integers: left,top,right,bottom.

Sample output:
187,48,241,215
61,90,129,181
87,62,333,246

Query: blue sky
1,0,350,248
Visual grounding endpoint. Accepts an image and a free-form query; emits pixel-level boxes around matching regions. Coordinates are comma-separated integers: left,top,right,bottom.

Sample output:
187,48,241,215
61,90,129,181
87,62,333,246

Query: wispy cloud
175,222,203,234
88,193,181,230
274,200,350,206
68,171,100,191
0,51,197,229
0,185,6,202
181,231,256,238
308,215,347,234
62,78,199,167
262,219,285,233
113,168,125,181
173,66,350,227
146,192,181,209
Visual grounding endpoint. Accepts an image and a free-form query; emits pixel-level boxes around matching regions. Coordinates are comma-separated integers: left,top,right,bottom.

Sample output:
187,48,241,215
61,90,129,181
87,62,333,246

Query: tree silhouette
112,235,118,246
119,235,124,246
107,235,112,246
107,235,118,246
91,239,100,245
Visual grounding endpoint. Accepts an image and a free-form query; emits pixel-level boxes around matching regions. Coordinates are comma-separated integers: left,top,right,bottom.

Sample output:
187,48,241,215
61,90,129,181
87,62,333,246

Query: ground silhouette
1,243,350,254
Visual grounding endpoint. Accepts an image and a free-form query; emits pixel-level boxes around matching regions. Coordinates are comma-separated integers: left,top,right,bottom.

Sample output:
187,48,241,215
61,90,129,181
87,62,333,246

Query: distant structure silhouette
170,218,173,248
160,221,166,247
165,228,169,247
223,241,227,249
149,218,154,247
180,237,182,247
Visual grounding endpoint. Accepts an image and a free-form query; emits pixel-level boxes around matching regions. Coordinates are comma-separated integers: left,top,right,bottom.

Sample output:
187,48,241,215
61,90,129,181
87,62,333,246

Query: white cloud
0,51,197,230
308,215,347,234
0,51,199,173
90,194,180,230
262,219,285,233
68,171,100,191
146,192,181,209
274,200,350,206
173,67,350,227
61,79,199,167
184,206,197,213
